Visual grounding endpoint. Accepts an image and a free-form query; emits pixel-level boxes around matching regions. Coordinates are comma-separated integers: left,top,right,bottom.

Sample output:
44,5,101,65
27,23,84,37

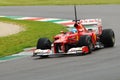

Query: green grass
0,0,120,6
0,17,67,57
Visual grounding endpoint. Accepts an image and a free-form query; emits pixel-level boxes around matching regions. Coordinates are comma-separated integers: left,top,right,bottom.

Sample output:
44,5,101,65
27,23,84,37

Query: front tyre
37,38,51,49
78,35,93,54
36,38,51,58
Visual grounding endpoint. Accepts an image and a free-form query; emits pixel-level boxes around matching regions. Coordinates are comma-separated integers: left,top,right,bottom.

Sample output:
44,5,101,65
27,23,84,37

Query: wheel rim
112,35,115,44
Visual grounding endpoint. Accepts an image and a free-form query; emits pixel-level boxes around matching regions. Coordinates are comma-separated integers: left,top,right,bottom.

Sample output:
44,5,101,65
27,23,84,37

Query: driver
71,28,77,33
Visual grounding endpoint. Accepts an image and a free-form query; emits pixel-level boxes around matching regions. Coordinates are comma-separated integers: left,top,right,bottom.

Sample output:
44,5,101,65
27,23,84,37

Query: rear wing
80,19,102,25
79,19,102,35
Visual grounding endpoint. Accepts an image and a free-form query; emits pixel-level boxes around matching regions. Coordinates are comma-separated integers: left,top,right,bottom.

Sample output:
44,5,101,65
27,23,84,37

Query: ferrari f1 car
33,18,115,58
33,6,115,58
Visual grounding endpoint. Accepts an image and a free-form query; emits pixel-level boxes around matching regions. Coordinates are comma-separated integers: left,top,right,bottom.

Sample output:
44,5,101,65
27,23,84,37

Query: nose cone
54,35,67,43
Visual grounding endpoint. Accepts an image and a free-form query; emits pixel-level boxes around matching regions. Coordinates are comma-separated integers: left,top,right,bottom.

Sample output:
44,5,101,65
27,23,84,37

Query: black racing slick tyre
54,44,69,53
78,35,93,54
64,44,70,53
36,38,51,58
100,29,115,47
37,38,51,49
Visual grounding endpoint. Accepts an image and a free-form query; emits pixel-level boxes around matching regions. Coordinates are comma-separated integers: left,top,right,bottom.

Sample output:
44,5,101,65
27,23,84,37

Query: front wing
33,46,89,57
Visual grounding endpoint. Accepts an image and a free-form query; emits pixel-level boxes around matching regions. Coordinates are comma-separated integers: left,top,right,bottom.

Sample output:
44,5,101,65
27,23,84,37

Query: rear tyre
100,29,115,47
36,38,51,58
78,35,93,54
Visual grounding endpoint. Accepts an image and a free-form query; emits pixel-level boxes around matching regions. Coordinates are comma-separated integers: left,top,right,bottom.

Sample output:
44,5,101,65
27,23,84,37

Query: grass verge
0,17,67,57
0,0,120,6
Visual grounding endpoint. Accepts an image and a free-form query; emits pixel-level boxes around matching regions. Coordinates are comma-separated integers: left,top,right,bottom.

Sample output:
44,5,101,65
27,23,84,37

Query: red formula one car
33,19,115,58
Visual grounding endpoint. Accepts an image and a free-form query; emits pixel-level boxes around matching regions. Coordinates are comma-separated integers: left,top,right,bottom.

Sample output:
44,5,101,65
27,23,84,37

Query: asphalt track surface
0,5,120,80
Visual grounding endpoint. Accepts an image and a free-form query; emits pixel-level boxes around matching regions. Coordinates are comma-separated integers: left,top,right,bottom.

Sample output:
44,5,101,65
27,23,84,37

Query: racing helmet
71,28,77,33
